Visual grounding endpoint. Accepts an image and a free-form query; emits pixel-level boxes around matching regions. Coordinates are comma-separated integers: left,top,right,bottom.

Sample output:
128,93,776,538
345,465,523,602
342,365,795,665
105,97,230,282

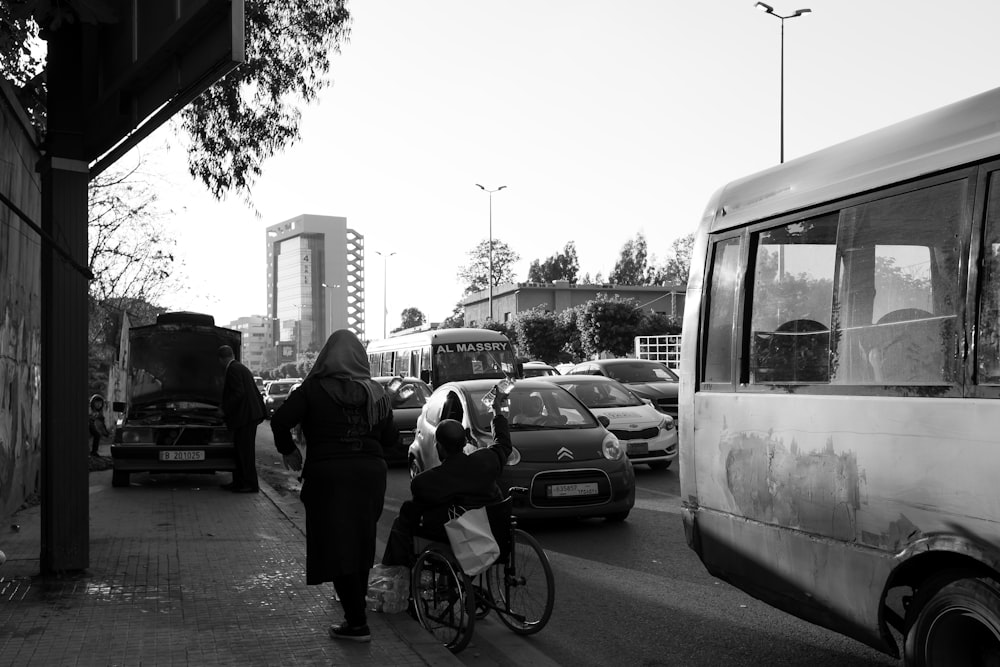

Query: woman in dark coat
270,329,397,643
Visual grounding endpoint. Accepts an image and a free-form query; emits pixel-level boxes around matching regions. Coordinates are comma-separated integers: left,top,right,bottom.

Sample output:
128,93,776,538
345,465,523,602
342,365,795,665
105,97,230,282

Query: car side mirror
514,360,524,378
597,415,610,428
420,369,431,384
112,401,125,412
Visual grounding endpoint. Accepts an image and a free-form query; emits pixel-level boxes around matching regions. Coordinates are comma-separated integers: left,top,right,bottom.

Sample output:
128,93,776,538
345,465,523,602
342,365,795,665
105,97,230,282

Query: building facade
265,215,365,353
461,280,686,326
224,316,269,373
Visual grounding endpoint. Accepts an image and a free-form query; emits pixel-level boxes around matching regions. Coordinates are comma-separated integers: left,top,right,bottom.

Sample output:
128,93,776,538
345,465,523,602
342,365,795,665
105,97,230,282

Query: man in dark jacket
218,345,266,492
381,391,512,567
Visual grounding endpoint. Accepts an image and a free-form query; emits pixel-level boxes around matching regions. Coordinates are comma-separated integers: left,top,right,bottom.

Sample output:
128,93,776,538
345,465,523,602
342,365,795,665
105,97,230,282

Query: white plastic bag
366,564,410,613
444,506,500,576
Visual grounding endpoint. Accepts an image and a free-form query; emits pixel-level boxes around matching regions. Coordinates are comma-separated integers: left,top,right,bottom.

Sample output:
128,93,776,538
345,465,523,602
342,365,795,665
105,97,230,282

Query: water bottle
481,377,515,408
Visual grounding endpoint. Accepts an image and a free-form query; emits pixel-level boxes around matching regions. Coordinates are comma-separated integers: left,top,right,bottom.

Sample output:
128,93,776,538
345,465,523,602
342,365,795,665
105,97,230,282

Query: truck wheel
112,470,130,487
903,570,1000,666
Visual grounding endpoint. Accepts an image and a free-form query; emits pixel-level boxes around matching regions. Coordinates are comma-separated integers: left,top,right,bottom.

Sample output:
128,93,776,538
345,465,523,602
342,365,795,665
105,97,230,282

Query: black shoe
231,486,259,493
329,623,371,643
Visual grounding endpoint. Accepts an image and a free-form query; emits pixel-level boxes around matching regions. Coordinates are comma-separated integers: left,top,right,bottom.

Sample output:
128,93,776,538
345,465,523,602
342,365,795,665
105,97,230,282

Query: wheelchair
409,487,555,654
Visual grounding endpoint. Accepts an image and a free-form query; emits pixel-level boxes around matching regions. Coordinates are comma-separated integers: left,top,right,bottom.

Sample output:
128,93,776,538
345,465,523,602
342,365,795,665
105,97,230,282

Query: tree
1,0,352,204
88,161,180,309
608,233,653,286
181,0,351,202
578,296,644,358
656,233,695,287
557,305,586,362
511,306,564,362
637,311,681,337
393,307,426,333
456,239,520,295
527,241,580,284
441,303,465,329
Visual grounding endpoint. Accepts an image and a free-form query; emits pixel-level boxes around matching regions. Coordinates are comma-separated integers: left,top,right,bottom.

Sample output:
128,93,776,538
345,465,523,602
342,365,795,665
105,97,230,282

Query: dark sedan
375,376,432,467
565,359,679,419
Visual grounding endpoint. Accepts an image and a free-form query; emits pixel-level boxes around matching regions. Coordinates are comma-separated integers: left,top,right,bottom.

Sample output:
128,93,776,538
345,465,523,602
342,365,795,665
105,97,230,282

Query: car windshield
523,367,555,377
268,383,295,396
604,362,678,383
559,380,643,408
433,342,517,383
380,380,431,409
468,385,598,431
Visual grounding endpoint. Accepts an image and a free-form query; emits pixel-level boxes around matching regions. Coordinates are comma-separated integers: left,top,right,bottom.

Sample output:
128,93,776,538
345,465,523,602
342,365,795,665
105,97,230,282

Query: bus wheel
903,572,1000,666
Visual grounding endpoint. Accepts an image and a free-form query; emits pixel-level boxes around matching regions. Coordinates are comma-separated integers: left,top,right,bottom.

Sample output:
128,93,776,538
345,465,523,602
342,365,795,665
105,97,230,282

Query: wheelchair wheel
411,547,476,653
486,528,554,635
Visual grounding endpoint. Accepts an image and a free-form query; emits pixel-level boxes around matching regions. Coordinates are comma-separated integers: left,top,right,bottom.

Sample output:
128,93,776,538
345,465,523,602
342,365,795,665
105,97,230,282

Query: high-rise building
225,316,269,373
265,215,365,354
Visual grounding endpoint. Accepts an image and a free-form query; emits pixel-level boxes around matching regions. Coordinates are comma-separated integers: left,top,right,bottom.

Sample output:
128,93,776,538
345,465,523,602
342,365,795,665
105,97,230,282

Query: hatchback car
374,376,433,466
263,379,301,418
565,359,679,419
539,375,677,470
110,312,239,488
408,378,636,521
522,361,560,377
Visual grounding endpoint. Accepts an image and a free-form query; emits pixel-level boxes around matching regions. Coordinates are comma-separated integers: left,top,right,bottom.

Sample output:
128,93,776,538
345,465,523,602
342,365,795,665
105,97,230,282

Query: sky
128,0,1000,341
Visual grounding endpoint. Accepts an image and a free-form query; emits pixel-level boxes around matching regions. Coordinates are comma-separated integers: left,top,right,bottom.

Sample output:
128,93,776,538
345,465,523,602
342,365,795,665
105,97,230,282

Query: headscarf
308,329,391,426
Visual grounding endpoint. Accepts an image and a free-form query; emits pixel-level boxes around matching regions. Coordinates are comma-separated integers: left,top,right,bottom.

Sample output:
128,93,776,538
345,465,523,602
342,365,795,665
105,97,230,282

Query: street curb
256,477,464,666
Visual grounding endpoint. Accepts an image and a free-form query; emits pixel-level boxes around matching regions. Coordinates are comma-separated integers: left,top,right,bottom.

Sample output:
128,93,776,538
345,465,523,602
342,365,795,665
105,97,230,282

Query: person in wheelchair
381,390,512,568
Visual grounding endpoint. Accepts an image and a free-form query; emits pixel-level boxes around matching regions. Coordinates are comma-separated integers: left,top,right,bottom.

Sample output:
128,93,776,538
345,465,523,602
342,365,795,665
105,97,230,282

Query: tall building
265,215,365,354
225,316,269,373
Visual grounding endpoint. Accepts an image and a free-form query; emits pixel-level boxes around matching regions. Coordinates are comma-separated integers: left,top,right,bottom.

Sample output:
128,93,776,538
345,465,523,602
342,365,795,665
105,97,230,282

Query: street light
374,251,396,339
475,183,507,321
754,2,811,163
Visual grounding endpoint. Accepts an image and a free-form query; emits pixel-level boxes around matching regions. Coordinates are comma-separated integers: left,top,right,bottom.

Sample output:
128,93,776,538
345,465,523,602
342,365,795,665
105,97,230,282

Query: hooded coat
270,330,398,583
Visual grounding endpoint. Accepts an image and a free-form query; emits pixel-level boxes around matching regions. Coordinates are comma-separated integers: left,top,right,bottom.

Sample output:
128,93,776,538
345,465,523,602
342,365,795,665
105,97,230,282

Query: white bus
681,86,1000,665
367,327,519,387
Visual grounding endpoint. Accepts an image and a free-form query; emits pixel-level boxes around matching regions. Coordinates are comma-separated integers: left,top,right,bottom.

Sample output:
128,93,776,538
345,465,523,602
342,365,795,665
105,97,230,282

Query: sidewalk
0,458,462,667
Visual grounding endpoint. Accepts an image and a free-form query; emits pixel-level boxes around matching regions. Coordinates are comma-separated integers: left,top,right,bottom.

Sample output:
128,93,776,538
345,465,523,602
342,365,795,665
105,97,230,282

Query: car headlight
601,433,623,461
118,428,154,444
659,416,675,431
507,447,521,466
265,397,275,404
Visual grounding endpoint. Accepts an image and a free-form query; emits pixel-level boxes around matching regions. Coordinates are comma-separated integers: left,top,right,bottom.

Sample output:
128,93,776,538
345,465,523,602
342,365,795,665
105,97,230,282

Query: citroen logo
556,447,574,460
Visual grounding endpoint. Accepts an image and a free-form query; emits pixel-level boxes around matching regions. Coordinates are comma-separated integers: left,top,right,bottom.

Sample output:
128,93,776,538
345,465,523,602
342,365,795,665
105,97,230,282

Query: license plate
547,482,598,498
159,450,205,462
627,441,648,456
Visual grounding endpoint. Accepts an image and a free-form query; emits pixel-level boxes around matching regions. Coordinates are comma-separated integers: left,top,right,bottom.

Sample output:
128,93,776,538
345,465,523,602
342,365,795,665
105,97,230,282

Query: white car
540,374,677,470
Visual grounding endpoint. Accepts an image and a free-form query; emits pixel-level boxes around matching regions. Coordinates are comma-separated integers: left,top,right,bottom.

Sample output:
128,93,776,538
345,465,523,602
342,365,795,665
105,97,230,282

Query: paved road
255,427,899,666
381,464,900,667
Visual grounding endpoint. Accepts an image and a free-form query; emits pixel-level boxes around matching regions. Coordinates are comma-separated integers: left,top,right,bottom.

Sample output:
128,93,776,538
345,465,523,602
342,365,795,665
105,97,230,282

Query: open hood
128,323,241,406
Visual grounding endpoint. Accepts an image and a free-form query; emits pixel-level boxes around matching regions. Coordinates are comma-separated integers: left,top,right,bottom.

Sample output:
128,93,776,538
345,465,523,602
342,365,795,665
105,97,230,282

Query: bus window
978,171,1000,384
749,215,836,384
832,180,963,385
702,237,741,384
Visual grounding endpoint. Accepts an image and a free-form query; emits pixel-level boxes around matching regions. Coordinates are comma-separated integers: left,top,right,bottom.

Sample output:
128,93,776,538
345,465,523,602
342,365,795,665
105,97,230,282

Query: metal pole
488,191,493,321
383,256,388,338
780,18,785,164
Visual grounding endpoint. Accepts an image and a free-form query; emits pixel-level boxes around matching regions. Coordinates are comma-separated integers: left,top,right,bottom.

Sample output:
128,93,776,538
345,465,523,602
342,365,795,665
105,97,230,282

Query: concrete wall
0,79,43,520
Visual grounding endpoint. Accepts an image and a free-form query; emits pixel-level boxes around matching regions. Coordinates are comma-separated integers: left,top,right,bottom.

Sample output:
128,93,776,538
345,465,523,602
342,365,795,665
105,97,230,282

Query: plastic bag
366,564,410,614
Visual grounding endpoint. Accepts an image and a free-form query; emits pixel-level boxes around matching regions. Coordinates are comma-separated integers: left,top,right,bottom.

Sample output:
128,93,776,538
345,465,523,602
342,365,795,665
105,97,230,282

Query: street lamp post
374,251,395,339
754,2,811,164
475,183,507,321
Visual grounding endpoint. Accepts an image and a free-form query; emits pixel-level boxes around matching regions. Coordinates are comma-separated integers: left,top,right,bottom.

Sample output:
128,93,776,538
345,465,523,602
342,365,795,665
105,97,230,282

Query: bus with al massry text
367,327,520,388
680,86,1000,665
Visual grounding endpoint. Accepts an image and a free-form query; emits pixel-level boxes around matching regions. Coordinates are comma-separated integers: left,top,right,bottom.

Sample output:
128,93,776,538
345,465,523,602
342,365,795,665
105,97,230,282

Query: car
565,359,679,419
554,363,576,375
110,312,239,488
521,361,560,377
263,378,302,418
408,378,636,521
374,376,433,466
254,376,265,393
538,375,677,470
